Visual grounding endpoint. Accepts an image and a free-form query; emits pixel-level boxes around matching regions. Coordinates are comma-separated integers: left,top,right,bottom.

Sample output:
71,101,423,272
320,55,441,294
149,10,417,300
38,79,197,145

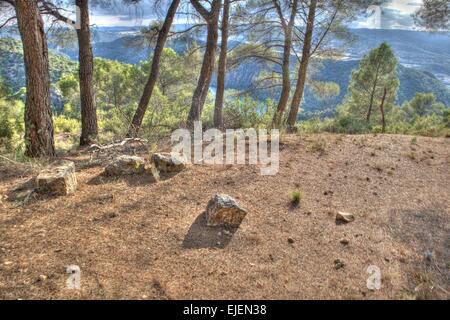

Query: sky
85,0,423,30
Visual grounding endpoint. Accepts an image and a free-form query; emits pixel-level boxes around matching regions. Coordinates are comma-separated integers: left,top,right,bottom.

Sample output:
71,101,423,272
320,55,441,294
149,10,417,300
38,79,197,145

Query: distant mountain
1,27,449,117
305,60,450,117
0,38,77,110
0,38,77,93
50,27,450,87
346,29,450,87
221,58,450,117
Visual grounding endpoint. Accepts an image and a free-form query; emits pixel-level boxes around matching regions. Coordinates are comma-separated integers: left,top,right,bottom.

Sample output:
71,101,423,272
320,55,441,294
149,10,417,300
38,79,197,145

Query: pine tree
15,0,55,157
345,43,399,125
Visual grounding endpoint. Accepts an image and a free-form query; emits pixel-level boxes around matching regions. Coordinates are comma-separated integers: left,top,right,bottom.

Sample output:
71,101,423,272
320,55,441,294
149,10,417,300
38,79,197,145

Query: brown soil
0,134,449,300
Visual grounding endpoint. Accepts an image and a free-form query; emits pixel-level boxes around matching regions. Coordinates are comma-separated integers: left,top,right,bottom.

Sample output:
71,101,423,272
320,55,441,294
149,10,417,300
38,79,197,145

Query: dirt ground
0,133,449,300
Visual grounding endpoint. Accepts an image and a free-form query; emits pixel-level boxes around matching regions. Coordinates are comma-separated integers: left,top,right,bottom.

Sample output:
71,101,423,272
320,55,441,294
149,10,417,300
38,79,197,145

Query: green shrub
53,116,79,134
0,98,24,152
291,191,303,205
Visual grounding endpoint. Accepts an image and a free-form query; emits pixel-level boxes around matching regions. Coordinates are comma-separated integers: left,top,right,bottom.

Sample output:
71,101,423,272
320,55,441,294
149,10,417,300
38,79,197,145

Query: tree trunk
272,0,298,129
76,0,98,146
127,0,181,137
287,0,317,132
379,87,387,133
213,0,230,129
15,0,55,158
187,1,221,128
367,61,382,123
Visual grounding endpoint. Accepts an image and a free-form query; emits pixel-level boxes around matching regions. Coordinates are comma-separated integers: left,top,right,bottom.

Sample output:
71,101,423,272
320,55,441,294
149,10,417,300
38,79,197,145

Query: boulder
206,194,247,227
152,153,186,173
336,211,355,223
36,160,77,196
104,155,146,176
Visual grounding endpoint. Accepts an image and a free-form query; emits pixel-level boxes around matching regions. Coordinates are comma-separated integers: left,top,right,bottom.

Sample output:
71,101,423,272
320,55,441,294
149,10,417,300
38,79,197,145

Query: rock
424,250,433,262
152,153,186,173
334,259,345,270
336,211,355,223
340,239,350,246
147,165,160,182
288,238,295,244
36,160,77,196
104,155,146,176
38,275,47,282
205,194,247,227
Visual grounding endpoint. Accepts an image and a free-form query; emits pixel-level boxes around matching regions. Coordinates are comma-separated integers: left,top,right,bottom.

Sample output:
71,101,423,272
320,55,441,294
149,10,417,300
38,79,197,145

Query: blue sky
87,0,423,30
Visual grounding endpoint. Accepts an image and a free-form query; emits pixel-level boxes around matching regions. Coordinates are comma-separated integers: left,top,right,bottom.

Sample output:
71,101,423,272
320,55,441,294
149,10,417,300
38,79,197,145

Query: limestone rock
336,211,355,223
206,194,247,227
152,153,186,173
104,155,146,176
36,161,77,196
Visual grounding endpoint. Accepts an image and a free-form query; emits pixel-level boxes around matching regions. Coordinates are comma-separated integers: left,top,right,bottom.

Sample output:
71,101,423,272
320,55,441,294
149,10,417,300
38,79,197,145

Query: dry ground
0,133,449,300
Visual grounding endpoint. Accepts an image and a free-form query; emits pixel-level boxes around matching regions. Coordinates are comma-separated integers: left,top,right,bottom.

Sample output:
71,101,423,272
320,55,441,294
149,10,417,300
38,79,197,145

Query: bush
298,118,338,133
222,95,274,129
0,98,24,153
291,191,303,205
53,116,79,134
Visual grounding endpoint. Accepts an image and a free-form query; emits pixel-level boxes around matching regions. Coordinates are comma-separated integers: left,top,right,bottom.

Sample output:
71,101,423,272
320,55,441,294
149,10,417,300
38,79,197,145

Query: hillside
1,34,449,118
0,38,77,94
0,134,449,299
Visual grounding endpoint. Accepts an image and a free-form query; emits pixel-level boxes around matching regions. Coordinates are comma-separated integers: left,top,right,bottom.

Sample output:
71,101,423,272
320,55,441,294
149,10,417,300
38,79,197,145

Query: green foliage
0,38,77,93
56,48,201,141
310,81,341,102
0,97,25,153
0,76,10,99
222,94,274,129
338,43,399,128
402,92,446,118
300,91,449,137
53,116,79,134
291,191,303,206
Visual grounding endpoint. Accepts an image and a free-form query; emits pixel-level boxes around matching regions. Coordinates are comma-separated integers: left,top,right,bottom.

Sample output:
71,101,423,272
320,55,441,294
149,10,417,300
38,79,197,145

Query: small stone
424,250,433,262
36,160,77,196
104,155,146,176
38,275,47,282
3,261,13,266
334,259,345,270
152,153,186,173
205,194,247,227
336,211,355,223
340,239,350,246
288,238,295,244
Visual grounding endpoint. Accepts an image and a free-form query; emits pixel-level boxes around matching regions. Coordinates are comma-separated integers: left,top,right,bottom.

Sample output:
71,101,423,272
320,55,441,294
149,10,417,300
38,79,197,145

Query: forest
0,0,449,158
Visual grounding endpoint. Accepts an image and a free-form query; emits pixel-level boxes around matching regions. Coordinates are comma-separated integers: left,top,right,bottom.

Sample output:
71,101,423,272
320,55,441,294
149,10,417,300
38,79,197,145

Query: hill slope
0,134,449,299
0,38,77,93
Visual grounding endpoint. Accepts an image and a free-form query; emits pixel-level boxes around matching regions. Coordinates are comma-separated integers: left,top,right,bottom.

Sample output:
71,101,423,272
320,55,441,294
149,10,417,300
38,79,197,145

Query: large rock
36,160,77,196
104,155,146,176
206,194,247,227
152,153,186,173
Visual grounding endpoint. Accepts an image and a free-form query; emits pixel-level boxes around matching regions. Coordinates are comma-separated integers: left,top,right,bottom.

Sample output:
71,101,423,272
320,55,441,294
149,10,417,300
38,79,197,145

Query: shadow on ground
182,212,240,249
87,172,158,187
